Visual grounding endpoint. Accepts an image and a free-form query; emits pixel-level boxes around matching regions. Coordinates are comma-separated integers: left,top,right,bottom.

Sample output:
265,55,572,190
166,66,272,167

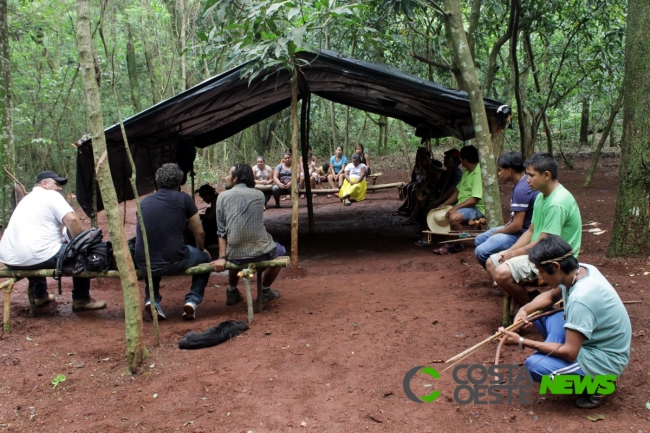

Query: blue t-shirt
510,175,539,233
330,155,348,174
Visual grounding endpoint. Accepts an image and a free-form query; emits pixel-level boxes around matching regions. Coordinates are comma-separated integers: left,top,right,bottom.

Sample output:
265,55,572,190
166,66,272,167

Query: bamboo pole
110,73,160,346
0,258,290,279
2,279,14,333
290,67,300,269
242,276,254,324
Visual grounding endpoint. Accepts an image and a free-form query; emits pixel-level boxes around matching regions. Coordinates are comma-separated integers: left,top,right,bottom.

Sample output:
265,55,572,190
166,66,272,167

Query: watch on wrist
218,255,226,260
518,336,525,350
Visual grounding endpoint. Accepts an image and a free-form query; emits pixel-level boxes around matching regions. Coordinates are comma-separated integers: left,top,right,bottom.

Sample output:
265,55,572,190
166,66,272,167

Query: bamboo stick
242,276,254,324
299,182,404,194
2,280,14,333
0,257,290,279
444,300,563,366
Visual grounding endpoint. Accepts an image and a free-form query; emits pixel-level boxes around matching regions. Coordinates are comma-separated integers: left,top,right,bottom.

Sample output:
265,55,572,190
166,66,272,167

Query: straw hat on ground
426,205,453,234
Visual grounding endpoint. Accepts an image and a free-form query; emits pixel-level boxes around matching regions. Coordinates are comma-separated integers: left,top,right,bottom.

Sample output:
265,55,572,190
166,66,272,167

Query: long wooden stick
444,300,563,367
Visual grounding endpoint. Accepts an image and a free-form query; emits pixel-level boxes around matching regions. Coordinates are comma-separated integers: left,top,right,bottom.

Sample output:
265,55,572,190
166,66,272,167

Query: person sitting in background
253,156,273,207
395,148,431,216
195,184,219,247
272,152,293,207
402,158,444,225
135,163,212,320
474,152,538,268
498,236,630,409
338,153,367,206
327,145,348,196
313,163,330,190
353,143,371,176
0,170,106,312
397,147,428,205
414,149,463,230
213,163,283,306
299,153,317,199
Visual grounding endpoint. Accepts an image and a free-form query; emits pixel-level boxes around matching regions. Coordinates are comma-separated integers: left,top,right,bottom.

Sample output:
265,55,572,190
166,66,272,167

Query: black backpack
55,228,114,294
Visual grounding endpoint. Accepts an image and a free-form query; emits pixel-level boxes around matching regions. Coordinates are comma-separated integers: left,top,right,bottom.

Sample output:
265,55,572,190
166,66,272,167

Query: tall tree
0,0,14,228
608,0,650,257
442,0,503,228
76,0,147,372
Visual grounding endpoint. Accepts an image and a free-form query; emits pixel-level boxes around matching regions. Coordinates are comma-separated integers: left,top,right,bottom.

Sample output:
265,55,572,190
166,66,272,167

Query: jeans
525,311,585,382
474,226,520,268
229,242,286,265
140,246,211,306
272,185,291,203
7,244,91,300
456,207,484,222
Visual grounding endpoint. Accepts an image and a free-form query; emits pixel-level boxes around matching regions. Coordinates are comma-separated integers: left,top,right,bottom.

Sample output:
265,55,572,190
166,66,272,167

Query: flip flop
327,194,333,198
344,199,351,206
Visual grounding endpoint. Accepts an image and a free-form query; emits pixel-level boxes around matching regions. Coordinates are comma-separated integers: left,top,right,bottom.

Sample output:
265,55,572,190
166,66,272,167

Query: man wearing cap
196,184,218,247
135,163,212,321
0,171,106,312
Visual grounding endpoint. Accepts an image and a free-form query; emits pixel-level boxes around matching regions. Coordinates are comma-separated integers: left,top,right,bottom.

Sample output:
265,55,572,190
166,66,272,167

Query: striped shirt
216,183,276,260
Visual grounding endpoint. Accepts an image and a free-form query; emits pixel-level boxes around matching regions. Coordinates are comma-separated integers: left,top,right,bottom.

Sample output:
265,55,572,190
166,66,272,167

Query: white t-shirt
253,165,271,181
0,187,74,266
345,163,367,180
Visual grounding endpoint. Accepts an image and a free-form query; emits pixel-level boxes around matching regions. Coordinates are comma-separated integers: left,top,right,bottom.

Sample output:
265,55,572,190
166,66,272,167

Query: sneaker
72,297,107,312
261,289,281,303
34,293,56,307
143,301,166,320
575,393,607,409
182,302,196,320
226,289,243,306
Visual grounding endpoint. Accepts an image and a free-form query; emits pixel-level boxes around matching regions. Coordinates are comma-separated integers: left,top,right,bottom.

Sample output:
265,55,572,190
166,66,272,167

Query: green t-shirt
562,264,631,377
456,163,484,215
530,184,582,257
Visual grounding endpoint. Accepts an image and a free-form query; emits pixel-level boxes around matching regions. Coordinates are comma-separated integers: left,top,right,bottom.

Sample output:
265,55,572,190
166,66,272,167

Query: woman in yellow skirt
338,153,368,206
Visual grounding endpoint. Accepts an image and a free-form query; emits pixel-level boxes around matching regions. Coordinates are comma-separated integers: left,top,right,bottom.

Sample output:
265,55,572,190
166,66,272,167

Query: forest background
1,0,647,257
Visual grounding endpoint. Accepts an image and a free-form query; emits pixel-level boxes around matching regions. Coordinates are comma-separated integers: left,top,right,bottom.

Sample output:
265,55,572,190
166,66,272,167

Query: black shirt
135,189,198,269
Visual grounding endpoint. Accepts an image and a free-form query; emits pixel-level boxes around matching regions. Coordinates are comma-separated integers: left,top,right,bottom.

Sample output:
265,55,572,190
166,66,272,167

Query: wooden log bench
299,181,404,195
0,256,290,332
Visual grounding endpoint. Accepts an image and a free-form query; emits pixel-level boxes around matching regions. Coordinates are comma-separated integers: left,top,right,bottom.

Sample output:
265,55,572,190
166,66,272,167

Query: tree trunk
397,121,411,172
0,0,14,229
377,116,387,155
76,0,146,372
179,0,187,91
579,99,589,146
584,92,623,187
467,0,482,61
443,0,504,229
140,0,162,104
608,0,650,257
290,68,300,269
125,24,142,113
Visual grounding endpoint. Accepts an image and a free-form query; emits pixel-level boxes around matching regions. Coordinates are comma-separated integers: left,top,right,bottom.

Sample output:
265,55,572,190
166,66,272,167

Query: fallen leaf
26,336,32,341
645,401,650,410
300,421,307,427
153,393,158,398
587,414,605,422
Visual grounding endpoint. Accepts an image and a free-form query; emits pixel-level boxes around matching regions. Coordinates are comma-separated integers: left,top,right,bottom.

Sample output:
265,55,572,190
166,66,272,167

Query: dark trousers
8,244,91,300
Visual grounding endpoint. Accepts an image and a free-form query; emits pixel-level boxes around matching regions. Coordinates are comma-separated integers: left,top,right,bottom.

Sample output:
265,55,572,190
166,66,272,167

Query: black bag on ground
178,320,249,350
55,228,114,294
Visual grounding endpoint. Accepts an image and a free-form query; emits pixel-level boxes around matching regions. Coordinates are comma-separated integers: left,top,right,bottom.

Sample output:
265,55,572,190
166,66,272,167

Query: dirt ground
1,156,649,433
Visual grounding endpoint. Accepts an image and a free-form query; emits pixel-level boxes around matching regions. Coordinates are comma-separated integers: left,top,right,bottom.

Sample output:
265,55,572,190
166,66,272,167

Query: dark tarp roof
76,49,508,217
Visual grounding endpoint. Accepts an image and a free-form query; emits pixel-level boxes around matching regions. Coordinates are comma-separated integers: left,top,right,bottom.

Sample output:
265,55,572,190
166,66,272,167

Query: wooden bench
0,256,290,332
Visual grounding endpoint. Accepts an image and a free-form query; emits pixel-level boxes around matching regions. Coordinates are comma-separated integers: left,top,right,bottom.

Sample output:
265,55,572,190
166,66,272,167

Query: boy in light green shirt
486,152,582,307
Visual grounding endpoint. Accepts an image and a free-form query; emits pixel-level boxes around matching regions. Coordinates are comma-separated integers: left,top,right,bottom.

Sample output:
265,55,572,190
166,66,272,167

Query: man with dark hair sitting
212,163,284,305
474,151,539,267
432,145,484,254
0,170,106,312
498,235,631,409
135,163,212,320
195,184,219,246
486,152,582,310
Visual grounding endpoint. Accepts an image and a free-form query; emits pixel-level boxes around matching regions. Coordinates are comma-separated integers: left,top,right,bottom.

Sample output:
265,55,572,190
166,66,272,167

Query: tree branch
410,52,459,73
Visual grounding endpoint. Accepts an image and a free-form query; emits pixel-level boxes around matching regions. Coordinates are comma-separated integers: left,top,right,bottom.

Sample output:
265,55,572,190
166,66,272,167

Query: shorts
488,252,538,284
456,207,484,222
229,242,286,265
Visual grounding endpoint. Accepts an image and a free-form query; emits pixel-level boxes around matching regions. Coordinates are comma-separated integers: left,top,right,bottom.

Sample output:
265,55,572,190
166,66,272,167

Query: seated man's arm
187,212,207,253
438,189,459,208
62,212,83,238
450,197,479,211
203,203,216,220
492,211,526,235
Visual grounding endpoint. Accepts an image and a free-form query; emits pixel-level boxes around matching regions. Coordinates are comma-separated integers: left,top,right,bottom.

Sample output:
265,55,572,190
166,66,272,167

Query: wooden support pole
290,67,300,269
257,271,263,313
2,279,14,333
300,91,315,234
242,276,254,324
